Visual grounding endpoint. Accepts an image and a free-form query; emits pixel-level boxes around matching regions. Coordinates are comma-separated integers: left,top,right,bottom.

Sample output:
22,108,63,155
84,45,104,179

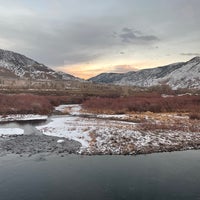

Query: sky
0,0,200,79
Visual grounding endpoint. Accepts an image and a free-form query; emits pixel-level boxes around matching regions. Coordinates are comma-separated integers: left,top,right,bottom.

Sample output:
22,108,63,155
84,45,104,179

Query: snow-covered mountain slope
0,49,81,81
89,57,200,89
88,72,125,84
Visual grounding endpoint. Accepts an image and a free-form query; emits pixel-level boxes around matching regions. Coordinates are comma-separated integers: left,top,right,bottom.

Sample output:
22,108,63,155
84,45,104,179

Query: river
0,150,200,200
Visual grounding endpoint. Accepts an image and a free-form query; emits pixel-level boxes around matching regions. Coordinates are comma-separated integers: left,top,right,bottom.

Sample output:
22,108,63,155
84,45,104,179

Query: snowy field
36,105,200,154
0,104,200,155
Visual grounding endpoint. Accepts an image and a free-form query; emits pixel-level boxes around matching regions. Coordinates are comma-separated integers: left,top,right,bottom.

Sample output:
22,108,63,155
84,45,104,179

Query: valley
0,48,200,157
1,102,200,156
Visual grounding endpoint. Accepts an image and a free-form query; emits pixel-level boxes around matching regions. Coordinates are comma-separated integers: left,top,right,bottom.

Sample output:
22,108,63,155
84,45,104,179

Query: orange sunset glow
56,58,179,79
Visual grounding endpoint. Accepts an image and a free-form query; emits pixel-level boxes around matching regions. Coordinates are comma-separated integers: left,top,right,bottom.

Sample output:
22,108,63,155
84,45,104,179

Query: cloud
0,15,159,68
58,63,139,79
57,64,109,79
180,53,200,56
118,27,159,43
0,0,199,74
0,16,111,66
0,0,160,68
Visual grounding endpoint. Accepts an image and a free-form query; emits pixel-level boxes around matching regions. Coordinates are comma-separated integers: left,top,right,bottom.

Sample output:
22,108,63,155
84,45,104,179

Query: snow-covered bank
1,104,200,156
38,105,139,153
36,111,200,155
0,114,48,122
0,128,24,136
50,105,200,155
96,114,128,120
36,116,91,151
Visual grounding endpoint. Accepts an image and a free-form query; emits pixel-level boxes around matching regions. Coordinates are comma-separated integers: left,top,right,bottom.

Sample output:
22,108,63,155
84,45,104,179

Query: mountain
0,49,81,81
89,73,125,83
89,57,200,89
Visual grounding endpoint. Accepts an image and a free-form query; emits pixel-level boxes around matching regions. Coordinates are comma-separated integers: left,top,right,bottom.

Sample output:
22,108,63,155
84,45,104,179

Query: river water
0,150,200,200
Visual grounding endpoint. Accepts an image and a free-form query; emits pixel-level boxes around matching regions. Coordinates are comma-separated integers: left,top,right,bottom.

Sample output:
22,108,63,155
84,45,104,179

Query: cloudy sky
0,0,200,78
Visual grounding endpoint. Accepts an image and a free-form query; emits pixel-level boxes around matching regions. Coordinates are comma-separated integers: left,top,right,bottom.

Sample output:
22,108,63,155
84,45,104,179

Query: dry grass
136,112,200,133
137,122,200,133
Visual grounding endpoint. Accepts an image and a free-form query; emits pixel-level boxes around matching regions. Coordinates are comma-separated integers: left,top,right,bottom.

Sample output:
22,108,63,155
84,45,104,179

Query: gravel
0,134,81,157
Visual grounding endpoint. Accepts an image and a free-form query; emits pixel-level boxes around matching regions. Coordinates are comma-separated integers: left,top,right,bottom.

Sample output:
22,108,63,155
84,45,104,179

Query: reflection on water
0,119,50,135
0,151,200,200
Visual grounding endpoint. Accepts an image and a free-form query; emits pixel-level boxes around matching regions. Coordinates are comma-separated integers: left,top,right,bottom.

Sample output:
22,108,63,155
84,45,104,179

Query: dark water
0,151,200,200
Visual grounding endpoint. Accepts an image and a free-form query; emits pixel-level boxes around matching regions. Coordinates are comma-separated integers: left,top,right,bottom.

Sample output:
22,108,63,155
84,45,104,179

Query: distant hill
89,57,200,89
0,49,82,81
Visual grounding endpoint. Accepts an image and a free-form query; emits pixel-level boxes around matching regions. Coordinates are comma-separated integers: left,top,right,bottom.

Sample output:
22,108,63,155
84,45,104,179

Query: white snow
0,128,24,136
57,139,65,143
0,114,48,122
36,116,92,151
0,49,81,81
55,104,81,115
115,58,200,89
37,104,141,153
1,104,199,155
161,94,175,98
96,114,128,119
43,104,200,154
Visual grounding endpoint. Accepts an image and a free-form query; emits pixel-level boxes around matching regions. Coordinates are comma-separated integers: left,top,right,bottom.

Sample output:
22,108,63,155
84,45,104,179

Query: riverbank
0,114,48,123
0,104,200,156
0,134,81,157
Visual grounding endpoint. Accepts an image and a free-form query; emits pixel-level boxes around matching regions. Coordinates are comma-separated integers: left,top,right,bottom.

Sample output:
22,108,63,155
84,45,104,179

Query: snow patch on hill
89,57,200,89
0,49,82,81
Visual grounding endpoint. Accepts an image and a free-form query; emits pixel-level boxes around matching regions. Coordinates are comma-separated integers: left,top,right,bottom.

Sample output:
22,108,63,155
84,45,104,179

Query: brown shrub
0,94,52,115
0,94,80,115
137,121,200,133
82,94,200,114
189,113,200,120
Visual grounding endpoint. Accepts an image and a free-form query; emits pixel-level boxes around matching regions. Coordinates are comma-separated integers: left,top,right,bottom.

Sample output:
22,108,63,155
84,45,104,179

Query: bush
137,121,200,132
82,94,200,114
0,94,51,115
0,94,79,115
189,113,200,120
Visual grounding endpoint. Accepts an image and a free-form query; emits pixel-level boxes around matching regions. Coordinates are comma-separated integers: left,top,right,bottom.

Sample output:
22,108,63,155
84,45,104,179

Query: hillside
89,57,200,89
0,49,81,81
